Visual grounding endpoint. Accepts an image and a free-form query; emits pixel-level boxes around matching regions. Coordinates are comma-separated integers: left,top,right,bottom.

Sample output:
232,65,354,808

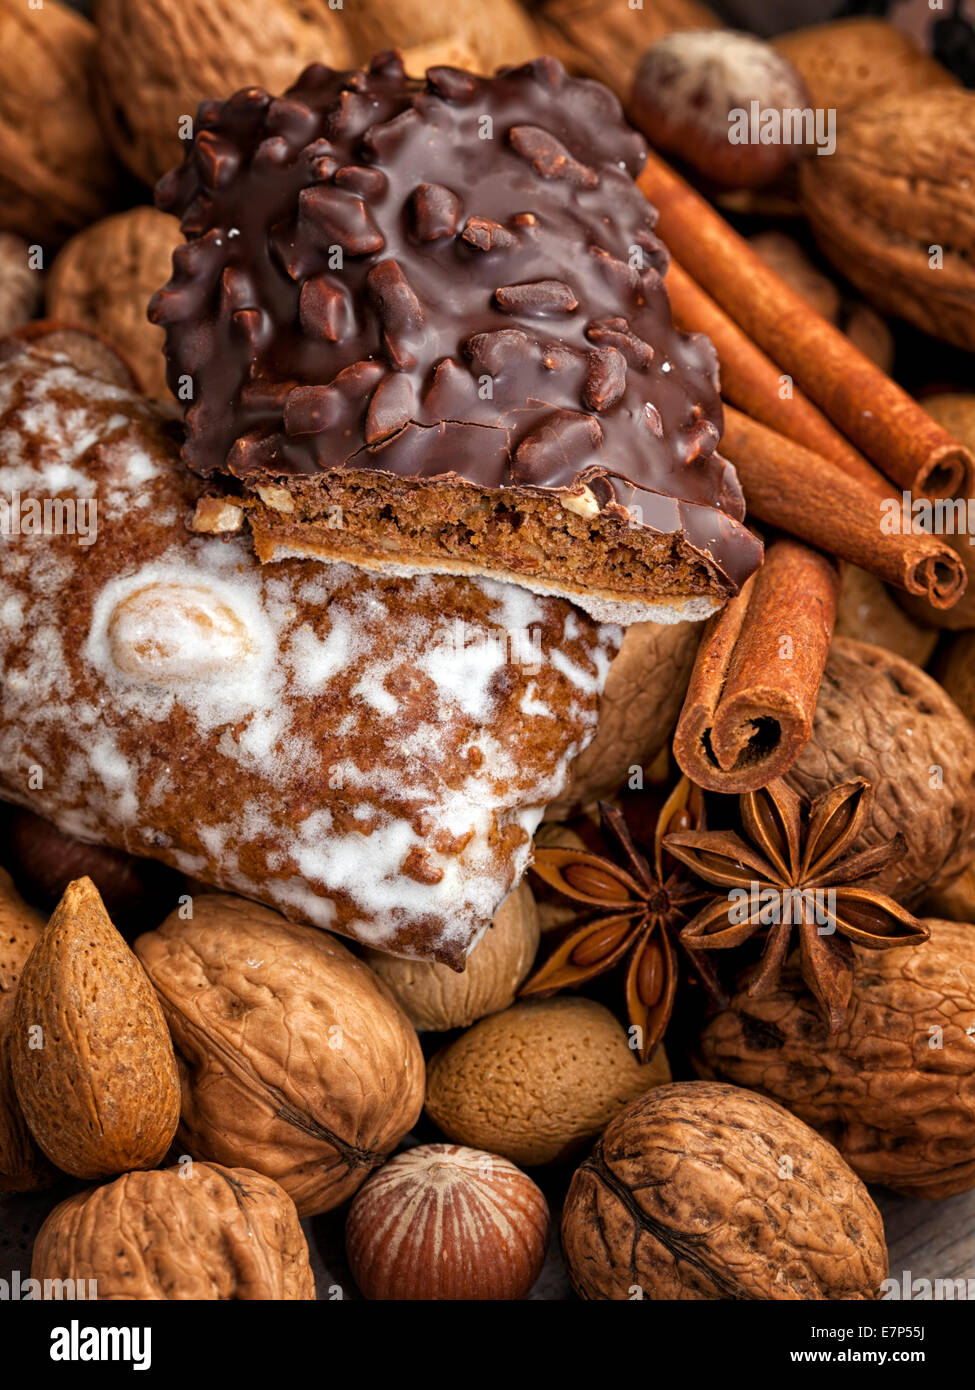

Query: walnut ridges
11,878,180,1181
0,0,118,243
800,89,975,353
785,637,975,905
150,52,762,625
93,0,355,185
561,1081,888,1300
135,894,425,1216
345,1144,549,1300
700,921,975,1200
0,868,50,1193
32,1161,316,1300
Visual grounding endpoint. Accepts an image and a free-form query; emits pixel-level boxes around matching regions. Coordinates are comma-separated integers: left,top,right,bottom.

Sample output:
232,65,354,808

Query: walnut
47,208,180,399
134,893,425,1216
0,0,118,243
774,17,957,116
363,880,540,1032
424,997,670,1166
32,1161,316,1299
800,89,975,353
0,868,51,1193
93,0,355,185
0,234,41,337
561,1081,888,1299
785,637,975,904
630,32,810,189
699,920,975,1200
545,620,700,819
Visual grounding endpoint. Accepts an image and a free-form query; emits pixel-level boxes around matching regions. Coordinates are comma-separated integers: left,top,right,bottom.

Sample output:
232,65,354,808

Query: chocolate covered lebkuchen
150,53,762,625
0,335,620,965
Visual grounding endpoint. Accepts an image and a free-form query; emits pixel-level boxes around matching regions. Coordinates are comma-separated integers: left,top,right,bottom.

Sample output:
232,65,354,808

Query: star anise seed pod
520,778,722,1061
664,776,929,1032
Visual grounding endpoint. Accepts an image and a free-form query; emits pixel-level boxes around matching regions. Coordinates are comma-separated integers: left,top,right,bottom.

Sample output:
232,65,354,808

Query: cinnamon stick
639,149,974,500
721,407,967,610
666,259,879,489
673,539,839,795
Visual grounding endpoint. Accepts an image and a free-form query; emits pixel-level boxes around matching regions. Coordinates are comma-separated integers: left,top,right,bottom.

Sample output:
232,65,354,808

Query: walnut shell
799,90,975,353
135,893,425,1216
0,0,118,243
424,997,671,1166
345,1143,549,1300
0,234,41,337
630,32,809,189
93,0,355,186
699,921,975,1200
342,0,541,75
561,1081,888,1299
32,1161,315,1299
47,208,180,400
11,878,180,1180
785,637,975,904
834,566,937,668
545,620,699,819
364,880,540,1032
774,17,957,115
535,0,721,99
0,868,51,1193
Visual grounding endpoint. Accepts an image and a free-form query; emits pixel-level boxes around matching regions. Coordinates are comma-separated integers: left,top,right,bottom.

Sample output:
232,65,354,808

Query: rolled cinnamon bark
721,407,967,610
666,260,879,489
640,150,974,500
673,539,840,794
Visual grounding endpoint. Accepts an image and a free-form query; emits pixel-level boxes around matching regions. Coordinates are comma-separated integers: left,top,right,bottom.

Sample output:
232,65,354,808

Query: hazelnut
562,1082,888,1300
32,1161,315,1300
363,880,539,1032
629,31,810,189
424,997,670,1166
345,1143,549,1301
190,496,245,535
135,894,425,1216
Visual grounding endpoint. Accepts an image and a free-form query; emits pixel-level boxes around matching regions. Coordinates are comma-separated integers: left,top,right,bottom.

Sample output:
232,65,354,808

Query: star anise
664,777,930,1032
520,778,723,1061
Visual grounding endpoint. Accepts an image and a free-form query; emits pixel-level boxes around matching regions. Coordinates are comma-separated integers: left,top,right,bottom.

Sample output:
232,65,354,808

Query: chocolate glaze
150,53,762,589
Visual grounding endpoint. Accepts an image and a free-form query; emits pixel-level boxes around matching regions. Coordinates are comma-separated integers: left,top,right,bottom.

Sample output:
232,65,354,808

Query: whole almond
11,877,179,1179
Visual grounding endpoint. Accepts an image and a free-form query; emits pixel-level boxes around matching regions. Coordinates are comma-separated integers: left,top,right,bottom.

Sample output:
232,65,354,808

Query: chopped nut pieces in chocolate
150,52,762,625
